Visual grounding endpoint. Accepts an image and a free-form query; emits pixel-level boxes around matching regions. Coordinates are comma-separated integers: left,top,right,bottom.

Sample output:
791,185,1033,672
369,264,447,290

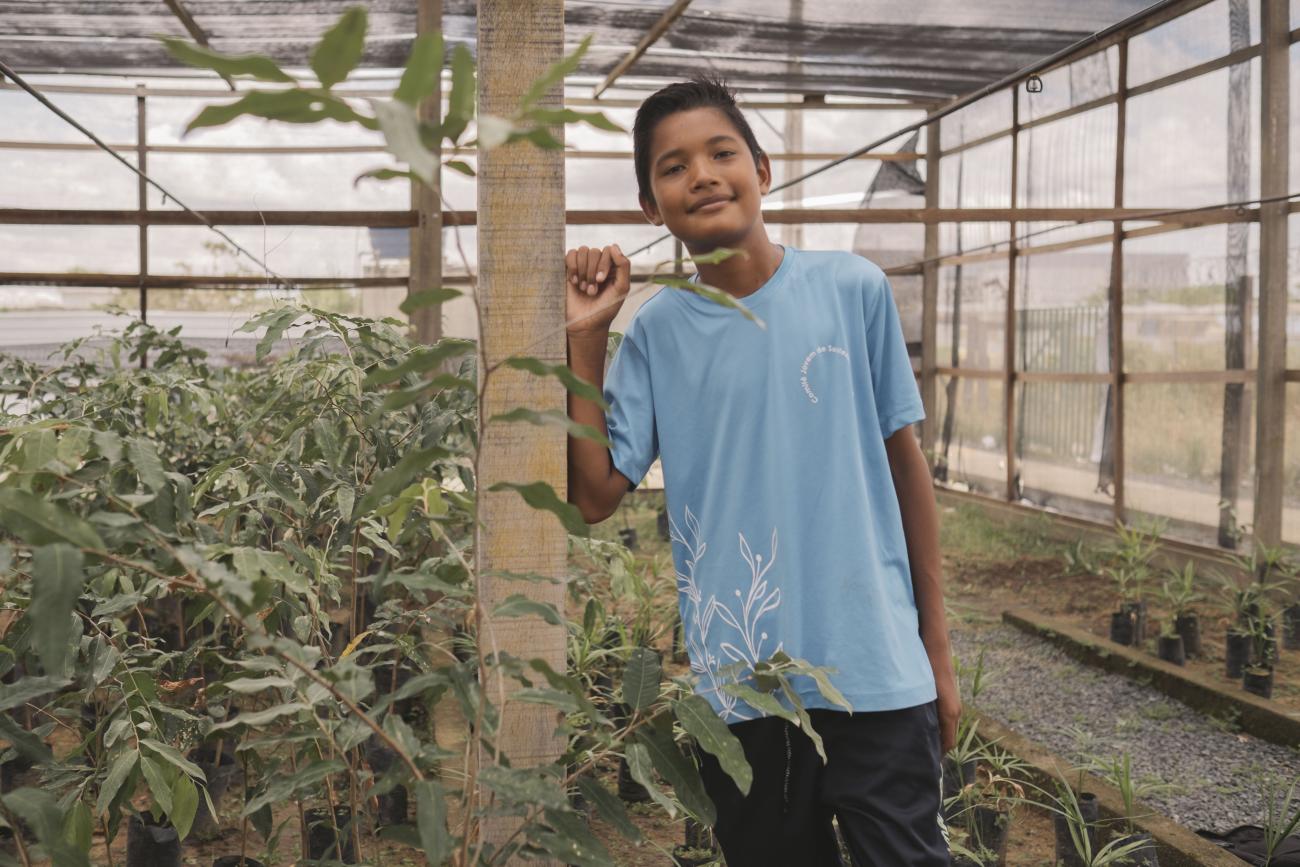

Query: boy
564,76,958,866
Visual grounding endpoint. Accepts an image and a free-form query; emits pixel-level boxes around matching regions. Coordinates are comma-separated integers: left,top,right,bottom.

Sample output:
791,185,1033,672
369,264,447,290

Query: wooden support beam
0,205,1265,230
1108,39,1130,522
408,0,443,344
593,0,694,98
476,0,568,856
0,81,927,111
932,368,1254,385
0,139,920,162
1004,96,1020,502
920,117,940,460
1254,0,1290,549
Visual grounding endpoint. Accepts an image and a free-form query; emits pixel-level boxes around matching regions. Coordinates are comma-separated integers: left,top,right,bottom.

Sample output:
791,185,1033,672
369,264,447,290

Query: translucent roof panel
1,0,1154,99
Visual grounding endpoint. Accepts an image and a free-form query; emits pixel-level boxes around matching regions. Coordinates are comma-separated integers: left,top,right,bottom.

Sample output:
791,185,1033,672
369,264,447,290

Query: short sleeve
865,269,925,438
603,329,659,491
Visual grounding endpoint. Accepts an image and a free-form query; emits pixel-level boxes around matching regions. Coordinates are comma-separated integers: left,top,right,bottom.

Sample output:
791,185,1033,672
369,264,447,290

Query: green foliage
0,9,846,864
1082,751,1176,835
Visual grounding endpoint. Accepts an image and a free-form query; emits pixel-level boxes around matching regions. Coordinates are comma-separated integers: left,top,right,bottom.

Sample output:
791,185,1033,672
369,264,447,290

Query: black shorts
697,701,949,867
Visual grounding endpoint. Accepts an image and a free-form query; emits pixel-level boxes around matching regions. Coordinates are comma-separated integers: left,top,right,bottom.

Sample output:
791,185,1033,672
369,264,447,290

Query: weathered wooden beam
475,0,568,857
0,139,920,161
593,0,693,98
1254,0,1290,549
0,81,928,111
408,0,443,344
932,368,1255,385
1108,38,1130,522
920,117,940,459
0,206,1264,229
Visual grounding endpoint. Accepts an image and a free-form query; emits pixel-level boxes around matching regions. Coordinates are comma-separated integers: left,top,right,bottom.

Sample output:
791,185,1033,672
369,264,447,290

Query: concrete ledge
971,710,1244,867
1002,608,1300,750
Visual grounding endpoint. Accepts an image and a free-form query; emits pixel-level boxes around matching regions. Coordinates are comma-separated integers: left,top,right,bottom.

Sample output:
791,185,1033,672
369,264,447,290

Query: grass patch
939,502,1064,564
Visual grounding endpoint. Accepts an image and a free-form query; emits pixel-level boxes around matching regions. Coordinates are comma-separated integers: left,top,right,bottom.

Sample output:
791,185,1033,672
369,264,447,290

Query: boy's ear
757,151,773,196
639,193,664,227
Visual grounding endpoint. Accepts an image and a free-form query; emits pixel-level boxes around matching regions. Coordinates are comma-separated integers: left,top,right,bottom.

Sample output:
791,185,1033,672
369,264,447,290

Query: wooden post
1104,40,1130,522
1254,0,1289,549
1219,0,1253,547
409,0,443,344
920,117,940,460
1004,96,1020,501
475,0,567,858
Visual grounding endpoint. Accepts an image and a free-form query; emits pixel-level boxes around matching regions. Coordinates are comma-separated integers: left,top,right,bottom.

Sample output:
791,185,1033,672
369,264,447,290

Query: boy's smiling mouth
690,194,734,212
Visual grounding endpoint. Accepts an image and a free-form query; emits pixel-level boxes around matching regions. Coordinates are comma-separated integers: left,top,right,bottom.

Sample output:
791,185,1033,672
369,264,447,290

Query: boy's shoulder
794,247,887,286
619,284,673,342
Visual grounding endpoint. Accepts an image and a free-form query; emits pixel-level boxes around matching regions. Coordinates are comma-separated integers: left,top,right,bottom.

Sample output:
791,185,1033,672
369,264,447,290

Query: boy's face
639,107,771,251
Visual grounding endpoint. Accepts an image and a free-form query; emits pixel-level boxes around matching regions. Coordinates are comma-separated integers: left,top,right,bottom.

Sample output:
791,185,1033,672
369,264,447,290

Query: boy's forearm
885,429,951,654
566,331,618,520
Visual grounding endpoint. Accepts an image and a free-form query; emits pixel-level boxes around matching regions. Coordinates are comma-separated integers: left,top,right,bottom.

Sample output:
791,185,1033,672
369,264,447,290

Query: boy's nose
689,163,720,190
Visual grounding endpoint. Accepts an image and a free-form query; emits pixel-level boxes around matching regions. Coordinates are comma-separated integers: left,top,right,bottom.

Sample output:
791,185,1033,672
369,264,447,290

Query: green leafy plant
1260,772,1300,866
0,9,800,866
1014,774,1163,867
1082,751,1177,836
1160,561,1202,619
1061,539,1101,579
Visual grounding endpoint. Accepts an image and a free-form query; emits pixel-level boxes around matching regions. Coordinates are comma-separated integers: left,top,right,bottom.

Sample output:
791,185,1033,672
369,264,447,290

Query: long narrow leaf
488,481,588,537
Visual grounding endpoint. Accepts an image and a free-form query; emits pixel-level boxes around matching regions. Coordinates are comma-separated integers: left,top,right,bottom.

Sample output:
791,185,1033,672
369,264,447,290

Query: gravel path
952,617,1300,833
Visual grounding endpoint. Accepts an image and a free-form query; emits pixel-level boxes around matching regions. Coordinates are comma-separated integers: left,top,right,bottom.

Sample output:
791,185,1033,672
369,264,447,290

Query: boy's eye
716,150,735,158
664,164,684,175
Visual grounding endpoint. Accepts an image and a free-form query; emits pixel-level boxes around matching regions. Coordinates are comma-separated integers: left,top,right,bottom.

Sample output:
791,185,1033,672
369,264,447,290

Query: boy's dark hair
632,75,764,205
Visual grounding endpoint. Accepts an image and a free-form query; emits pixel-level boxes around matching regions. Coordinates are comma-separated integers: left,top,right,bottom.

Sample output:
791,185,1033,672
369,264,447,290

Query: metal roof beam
592,0,692,99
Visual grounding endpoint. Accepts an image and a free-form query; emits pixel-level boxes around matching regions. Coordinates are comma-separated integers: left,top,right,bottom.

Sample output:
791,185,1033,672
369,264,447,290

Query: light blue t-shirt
603,246,936,722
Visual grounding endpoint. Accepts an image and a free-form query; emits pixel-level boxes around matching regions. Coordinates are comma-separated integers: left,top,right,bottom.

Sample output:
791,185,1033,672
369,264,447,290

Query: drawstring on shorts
782,719,792,814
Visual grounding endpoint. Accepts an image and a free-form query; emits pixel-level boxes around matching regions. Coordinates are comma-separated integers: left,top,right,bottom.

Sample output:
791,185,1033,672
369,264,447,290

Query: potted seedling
943,716,984,824
1107,521,1162,645
1155,621,1185,667
1106,564,1144,647
1260,772,1300,866
946,651,990,821
949,835,997,867
671,844,721,867
1213,569,1265,679
1159,561,1202,658
674,814,721,867
947,745,1028,867
1243,604,1278,699
1033,773,1159,867
1083,752,1176,867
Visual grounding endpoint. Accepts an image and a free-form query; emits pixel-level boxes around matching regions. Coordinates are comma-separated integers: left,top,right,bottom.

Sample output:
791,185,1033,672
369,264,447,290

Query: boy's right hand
566,244,630,337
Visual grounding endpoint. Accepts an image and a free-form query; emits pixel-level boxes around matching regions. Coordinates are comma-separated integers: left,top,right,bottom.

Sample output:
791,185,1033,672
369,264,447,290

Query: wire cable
625,0,1192,257
0,57,293,289
884,189,1300,276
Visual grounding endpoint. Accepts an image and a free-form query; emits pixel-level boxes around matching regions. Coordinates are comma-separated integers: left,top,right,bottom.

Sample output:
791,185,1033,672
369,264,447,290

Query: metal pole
136,83,148,369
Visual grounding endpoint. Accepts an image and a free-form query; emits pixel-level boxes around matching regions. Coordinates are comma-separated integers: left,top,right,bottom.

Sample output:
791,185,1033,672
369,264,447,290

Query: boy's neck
691,227,785,300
